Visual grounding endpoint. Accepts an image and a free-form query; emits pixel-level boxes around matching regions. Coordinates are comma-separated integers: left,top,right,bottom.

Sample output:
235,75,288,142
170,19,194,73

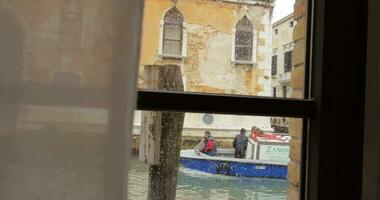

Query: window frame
289,21,294,28
158,7,187,59
272,55,278,76
361,0,380,199
122,0,369,199
235,16,254,62
231,16,258,65
282,86,287,98
284,50,292,73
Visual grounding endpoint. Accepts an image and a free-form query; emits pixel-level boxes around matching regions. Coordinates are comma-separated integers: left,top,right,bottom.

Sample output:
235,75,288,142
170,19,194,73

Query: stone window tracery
159,7,187,58
235,16,254,61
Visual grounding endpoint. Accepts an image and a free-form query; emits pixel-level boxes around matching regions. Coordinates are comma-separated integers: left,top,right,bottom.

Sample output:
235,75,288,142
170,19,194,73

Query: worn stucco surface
139,0,273,96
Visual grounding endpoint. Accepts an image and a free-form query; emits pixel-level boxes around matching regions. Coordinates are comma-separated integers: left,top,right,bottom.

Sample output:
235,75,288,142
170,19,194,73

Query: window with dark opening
235,16,253,62
284,51,292,72
282,86,287,98
163,7,184,56
289,21,294,28
273,87,277,97
272,55,277,75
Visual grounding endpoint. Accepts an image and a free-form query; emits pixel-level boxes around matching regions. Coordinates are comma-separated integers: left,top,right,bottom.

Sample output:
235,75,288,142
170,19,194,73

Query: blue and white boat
179,138,290,179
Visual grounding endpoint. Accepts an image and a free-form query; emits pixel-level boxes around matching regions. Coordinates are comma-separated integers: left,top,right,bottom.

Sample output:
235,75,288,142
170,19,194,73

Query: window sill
222,0,275,6
159,54,186,60
232,60,257,67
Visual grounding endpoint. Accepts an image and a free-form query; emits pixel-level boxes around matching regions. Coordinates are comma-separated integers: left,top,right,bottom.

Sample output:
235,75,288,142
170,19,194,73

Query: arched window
162,7,184,56
235,16,254,62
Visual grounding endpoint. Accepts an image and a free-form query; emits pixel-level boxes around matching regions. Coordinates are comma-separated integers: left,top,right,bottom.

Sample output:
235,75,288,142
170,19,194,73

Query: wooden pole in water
140,65,185,200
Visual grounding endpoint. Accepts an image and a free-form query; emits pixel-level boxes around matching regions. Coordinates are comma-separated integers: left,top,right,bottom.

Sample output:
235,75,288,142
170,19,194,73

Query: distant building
270,14,295,132
138,0,274,96
134,0,277,137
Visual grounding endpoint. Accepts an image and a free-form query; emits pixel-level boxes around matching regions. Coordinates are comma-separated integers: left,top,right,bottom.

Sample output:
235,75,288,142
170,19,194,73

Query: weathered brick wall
287,0,307,199
139,0,273,96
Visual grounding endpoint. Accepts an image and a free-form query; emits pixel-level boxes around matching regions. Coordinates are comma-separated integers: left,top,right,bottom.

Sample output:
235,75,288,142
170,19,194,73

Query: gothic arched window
162,7,184,56
235,16,254,62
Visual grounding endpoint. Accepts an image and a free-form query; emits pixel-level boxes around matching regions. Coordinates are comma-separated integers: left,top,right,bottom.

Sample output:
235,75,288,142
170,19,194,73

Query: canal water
128,156,287,200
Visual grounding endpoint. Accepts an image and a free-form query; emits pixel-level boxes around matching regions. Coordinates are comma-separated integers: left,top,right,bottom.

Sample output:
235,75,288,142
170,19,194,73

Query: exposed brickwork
290,66,305,90
293,16,307,42
287,183,301,200
288,118,303,138
287,0,307,198
289,137,302,162
292,40,306,67
288,160,301,186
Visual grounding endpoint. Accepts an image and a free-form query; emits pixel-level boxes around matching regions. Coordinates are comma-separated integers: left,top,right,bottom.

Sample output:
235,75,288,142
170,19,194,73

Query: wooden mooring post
139,65,185,200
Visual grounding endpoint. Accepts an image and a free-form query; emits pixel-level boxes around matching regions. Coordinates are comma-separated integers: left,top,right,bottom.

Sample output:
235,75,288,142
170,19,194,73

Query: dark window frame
272,55,278,76
282,86,287,98
284,50,292,73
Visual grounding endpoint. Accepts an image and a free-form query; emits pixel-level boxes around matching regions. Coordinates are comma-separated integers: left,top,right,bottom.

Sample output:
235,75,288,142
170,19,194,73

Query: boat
179,136,290,179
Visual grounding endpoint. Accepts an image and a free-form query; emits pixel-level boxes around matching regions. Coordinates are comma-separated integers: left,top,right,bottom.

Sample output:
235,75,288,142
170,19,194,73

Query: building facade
135,0,276,137
270,14,295,132
272,14,294,98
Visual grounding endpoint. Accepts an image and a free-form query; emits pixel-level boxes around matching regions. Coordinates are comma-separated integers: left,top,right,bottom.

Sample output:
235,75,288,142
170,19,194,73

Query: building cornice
222,0,275,7
273,13,294,27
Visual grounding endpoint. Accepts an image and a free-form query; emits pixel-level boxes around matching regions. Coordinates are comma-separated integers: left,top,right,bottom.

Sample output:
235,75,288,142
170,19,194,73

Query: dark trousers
234,150,246,158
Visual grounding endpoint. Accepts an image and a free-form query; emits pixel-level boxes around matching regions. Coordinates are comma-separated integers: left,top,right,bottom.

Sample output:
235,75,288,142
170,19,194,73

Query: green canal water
127,156,287,200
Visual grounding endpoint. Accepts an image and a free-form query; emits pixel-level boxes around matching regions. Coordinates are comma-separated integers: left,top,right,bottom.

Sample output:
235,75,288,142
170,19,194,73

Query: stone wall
139,0,273,96
287,0,307,199
271,14,294,97
131,135,234,154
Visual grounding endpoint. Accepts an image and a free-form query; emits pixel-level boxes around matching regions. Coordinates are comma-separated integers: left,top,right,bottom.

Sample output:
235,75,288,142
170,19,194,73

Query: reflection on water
128,156,287,200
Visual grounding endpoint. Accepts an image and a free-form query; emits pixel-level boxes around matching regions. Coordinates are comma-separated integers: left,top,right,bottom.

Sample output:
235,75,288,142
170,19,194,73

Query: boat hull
179,157,287,179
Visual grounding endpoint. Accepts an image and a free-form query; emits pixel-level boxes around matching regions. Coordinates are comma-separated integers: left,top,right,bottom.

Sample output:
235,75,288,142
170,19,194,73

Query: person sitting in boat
198,131,217,156
250,127,283,142
233,128,248,158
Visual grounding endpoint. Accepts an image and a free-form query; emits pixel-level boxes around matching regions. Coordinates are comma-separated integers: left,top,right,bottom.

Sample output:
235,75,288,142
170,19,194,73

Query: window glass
272,55,278,76
235,16,254,62
0,1,138,199
163,40,182,55
164,25,182,40
163,7,184,56
139,0,308,99
0,0,310,199
130,111,303,200
284,51,292,73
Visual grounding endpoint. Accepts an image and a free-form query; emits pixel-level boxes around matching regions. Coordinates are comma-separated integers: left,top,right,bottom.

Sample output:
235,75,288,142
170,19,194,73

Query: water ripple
128,157,287,200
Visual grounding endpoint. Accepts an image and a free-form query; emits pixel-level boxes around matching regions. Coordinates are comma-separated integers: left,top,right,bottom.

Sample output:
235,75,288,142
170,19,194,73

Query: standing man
233,128,248,158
